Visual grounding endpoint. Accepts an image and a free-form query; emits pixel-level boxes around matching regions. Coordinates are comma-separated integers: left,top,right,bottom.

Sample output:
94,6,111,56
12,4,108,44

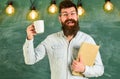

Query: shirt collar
60,30,79,39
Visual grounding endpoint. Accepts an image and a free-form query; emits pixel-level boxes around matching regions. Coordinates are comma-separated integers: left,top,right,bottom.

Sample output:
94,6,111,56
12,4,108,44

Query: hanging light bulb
48,0,58,14
27,6,39,21
5,1,15,15
104,0,114,12
78,6,85,16
77,0,85,16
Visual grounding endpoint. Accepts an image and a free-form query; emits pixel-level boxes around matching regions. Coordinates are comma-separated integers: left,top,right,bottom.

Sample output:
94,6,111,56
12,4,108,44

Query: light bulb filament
78,6,85,16
48,4,58,14
104,1,113,12
27,9,39,21
6,4,15,15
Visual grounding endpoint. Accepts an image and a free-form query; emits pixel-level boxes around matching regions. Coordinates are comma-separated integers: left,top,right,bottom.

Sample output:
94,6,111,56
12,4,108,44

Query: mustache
64,19,76,24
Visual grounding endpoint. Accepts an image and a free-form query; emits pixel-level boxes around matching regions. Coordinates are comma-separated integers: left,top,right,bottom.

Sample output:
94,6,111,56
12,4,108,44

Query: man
23,0,104,79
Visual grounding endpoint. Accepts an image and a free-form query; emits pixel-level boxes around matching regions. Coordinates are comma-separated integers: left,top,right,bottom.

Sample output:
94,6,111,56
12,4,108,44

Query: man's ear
77,15,79,20
58,16,61,23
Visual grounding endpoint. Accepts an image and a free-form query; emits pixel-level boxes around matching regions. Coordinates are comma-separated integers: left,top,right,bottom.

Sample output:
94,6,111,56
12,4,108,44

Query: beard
61,19,80,37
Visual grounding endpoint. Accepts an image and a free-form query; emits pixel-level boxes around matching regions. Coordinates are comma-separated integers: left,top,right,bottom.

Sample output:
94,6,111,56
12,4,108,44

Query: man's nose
67,14,73,19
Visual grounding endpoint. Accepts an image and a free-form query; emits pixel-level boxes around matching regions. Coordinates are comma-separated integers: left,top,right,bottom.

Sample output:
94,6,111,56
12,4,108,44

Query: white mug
33,20,44,34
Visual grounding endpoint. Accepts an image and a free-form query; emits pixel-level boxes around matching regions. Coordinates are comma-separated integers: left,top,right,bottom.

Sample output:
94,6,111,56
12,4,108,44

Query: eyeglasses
60,11,77,17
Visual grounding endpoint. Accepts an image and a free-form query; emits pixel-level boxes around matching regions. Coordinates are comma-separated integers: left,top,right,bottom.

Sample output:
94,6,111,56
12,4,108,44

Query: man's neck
67,35,74,42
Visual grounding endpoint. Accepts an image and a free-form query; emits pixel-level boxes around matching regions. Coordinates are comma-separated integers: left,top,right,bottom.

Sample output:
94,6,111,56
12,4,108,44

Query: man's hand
71,56,85,73
26,24,37,40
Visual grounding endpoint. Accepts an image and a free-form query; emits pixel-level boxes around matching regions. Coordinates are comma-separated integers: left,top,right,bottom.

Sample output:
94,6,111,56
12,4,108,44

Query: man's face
59,7,79,36
59,7,78,27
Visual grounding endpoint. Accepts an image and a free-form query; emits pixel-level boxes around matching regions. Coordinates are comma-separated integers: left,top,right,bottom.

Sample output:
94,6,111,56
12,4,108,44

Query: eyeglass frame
59,11,78,17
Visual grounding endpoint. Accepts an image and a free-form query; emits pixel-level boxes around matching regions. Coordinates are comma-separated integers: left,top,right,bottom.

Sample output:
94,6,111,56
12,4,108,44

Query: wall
0,0,120,79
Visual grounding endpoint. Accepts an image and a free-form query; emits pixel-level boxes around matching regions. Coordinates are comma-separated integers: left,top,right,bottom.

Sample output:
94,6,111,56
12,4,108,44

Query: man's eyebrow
61,11,67,13
71,10,76,12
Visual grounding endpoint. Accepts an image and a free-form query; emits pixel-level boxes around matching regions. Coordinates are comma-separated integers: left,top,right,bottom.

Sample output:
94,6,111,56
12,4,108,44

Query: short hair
59,0,78,13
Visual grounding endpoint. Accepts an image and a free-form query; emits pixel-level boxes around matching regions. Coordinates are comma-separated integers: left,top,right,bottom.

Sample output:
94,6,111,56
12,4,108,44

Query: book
72,42,100,76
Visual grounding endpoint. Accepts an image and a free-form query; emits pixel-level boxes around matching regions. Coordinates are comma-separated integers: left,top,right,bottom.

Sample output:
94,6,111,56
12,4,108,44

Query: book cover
72,42,100,76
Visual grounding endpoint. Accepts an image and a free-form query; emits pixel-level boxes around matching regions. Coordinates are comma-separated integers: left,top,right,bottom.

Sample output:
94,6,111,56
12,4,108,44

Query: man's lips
66,21,74,25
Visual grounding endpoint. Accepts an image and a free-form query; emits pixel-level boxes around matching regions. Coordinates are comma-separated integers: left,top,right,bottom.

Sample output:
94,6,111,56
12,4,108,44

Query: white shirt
23,31,104,79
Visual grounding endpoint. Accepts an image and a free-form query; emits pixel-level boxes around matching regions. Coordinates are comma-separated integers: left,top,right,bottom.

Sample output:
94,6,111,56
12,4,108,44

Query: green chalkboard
0,0,120,79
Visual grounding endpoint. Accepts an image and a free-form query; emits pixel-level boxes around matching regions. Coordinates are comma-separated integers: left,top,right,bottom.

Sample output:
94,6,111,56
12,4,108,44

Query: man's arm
72,52,104,77
72,35,104,77
23,39,36,65
83,52,104,77
23,24,46,65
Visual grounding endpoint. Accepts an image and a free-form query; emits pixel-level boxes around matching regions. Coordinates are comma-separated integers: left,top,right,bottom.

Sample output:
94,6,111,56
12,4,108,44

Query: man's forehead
61,7,76,13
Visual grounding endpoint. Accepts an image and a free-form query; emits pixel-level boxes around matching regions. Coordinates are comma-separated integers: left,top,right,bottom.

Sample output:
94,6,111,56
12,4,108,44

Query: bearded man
23,1,104,79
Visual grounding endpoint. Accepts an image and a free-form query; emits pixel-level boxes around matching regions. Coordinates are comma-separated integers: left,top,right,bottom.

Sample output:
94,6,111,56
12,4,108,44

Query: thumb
79,55,83,63
76,55,81,62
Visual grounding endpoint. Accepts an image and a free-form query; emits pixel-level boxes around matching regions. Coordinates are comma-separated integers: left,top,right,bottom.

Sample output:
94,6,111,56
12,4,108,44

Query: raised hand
26,24,37,40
